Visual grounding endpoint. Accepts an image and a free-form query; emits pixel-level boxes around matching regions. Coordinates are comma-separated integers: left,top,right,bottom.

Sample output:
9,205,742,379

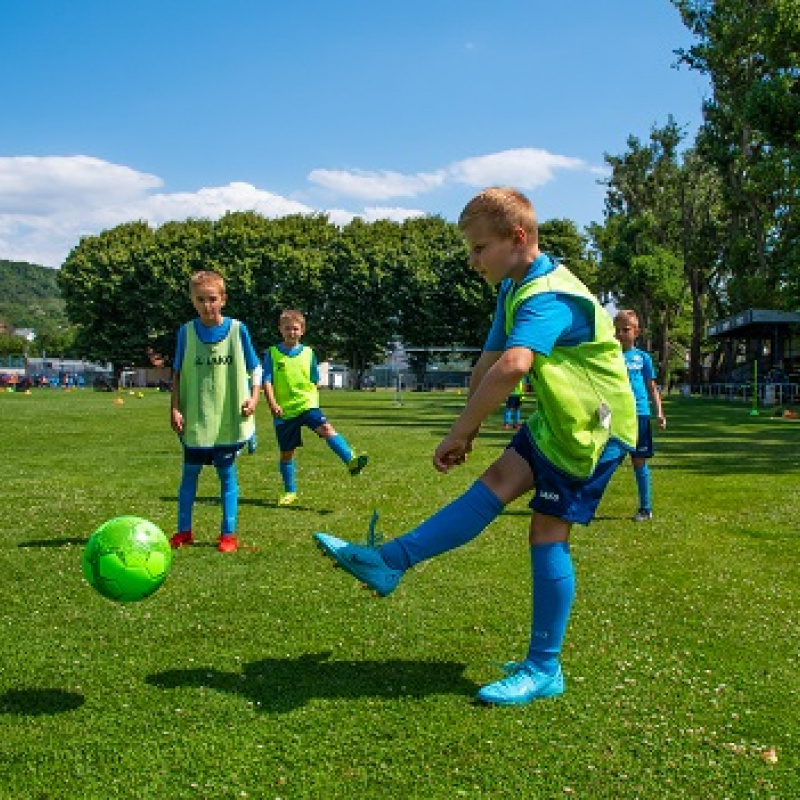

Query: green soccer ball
82,516,172,602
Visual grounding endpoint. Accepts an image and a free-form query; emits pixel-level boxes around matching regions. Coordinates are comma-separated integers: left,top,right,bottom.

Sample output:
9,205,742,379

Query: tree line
56,212,593,380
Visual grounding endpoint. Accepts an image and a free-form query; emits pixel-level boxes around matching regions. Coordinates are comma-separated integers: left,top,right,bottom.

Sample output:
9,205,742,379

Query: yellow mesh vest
179,319,255,448
504,266,636,478
268,345,319,419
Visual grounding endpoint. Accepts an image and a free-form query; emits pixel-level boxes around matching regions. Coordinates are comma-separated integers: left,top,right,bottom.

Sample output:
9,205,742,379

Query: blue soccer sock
634,463,652,511
216,462,238,535
280,459,297,493
177,462,202,532
526,542,575,675
379,480,504,571
503,408,513,426
326,433,353,464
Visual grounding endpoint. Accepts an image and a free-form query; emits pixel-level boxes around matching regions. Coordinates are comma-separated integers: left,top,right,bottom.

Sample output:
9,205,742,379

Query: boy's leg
476,514,572,705
215,450,239,552
632,457,653,520
477,447,625,705
278,451,298,506
314,448,534,594
172,461,202,547
316,420,368,476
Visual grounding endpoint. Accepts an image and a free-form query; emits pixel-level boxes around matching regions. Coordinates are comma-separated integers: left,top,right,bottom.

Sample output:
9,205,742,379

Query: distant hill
0,259,69,335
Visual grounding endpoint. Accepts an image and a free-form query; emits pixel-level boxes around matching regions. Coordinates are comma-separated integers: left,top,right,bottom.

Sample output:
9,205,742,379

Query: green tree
673,0,800,309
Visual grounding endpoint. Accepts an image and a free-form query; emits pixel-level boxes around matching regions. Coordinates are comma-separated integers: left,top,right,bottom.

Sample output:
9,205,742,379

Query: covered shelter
704,308,800,404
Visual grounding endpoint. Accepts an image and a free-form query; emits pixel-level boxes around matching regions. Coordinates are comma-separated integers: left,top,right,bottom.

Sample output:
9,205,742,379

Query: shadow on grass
146,651,476,713
0,688,85,715
18,537,89,548
157,495,335,514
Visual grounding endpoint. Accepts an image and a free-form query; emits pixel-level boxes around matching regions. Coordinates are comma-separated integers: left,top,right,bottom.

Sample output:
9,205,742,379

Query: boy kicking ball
314,186,637,706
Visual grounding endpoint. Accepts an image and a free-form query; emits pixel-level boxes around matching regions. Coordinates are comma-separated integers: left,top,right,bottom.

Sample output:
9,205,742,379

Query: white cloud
0,157,316,267
0,155,162,214
308,168,446,200
308,148,588,203
0,148,593,267
447,148,586,189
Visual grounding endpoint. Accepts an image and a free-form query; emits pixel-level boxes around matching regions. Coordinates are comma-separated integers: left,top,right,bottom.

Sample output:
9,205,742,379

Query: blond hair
279,309,306,331
189,270,225,295
458,186,538,240
614,309,640,328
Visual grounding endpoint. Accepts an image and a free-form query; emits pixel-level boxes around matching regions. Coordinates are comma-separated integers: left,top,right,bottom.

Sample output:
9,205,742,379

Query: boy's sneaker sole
278,492,298,507
313,532,401,596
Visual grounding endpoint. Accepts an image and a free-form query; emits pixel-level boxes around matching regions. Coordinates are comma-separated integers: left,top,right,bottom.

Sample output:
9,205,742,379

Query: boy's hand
241,398,256,417
657,414,667,430
270,403,283,418
433,432,469,473
171,408,184,434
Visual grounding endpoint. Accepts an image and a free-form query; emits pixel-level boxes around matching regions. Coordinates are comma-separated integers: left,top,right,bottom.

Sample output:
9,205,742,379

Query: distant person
170,270,260,553
502,377,526,429
262,309,367,507
314,186,637,706
613,309,666,521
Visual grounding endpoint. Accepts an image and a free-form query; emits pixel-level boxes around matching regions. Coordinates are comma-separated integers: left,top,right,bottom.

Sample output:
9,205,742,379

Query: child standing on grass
314,186,637,706
262,309,367,507
502,377,526,429
613,309,666,521
170,270,261,553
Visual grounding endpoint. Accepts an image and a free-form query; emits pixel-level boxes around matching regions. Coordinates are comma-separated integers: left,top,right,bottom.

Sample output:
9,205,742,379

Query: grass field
1,387,799,799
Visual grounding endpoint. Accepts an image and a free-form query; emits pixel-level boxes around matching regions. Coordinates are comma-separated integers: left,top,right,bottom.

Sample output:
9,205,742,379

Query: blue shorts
274,408,328,451
183,444,242,468
510,427,626,525
633,416,654,459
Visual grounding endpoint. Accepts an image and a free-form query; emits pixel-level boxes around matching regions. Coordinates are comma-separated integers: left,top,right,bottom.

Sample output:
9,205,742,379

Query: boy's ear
512,226,527,245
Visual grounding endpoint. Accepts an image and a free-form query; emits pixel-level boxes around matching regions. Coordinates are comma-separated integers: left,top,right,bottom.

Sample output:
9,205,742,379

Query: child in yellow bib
262,309,367,507
170,271,261,553
314,187,636,706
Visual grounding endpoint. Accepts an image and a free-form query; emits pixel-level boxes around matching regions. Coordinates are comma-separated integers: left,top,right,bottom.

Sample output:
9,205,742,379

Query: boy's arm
262,380,282,416
434,346,532,472
648,378,666,429
242,365,261,417
170,371,183,434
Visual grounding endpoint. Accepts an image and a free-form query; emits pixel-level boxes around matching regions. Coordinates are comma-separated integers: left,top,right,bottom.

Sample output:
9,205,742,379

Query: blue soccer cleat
313,532,402,596
476,660,565,706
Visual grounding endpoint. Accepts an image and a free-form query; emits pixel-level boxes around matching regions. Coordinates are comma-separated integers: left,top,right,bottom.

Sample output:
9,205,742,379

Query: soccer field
1,388,798,799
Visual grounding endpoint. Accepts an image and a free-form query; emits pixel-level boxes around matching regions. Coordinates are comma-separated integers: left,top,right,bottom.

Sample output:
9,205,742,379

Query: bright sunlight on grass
1,388,798,799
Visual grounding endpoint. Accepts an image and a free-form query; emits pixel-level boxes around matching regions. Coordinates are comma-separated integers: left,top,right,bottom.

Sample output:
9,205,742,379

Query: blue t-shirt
483,254,592,355
173,317,260,372
623,347,656,416
262,344,320,385
484,253,625,461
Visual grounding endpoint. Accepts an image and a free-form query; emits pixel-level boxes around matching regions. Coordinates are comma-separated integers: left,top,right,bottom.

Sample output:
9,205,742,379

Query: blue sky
0,0,709,267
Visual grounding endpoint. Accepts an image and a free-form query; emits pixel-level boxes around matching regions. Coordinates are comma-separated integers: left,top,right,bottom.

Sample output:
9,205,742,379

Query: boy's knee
529,513,571,545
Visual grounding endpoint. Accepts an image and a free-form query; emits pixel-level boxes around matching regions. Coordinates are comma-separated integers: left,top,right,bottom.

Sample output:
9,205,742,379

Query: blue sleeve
173,324,187,371
505,293,584,355
237,323,259,371
642,351,656,382
262,349,274,383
